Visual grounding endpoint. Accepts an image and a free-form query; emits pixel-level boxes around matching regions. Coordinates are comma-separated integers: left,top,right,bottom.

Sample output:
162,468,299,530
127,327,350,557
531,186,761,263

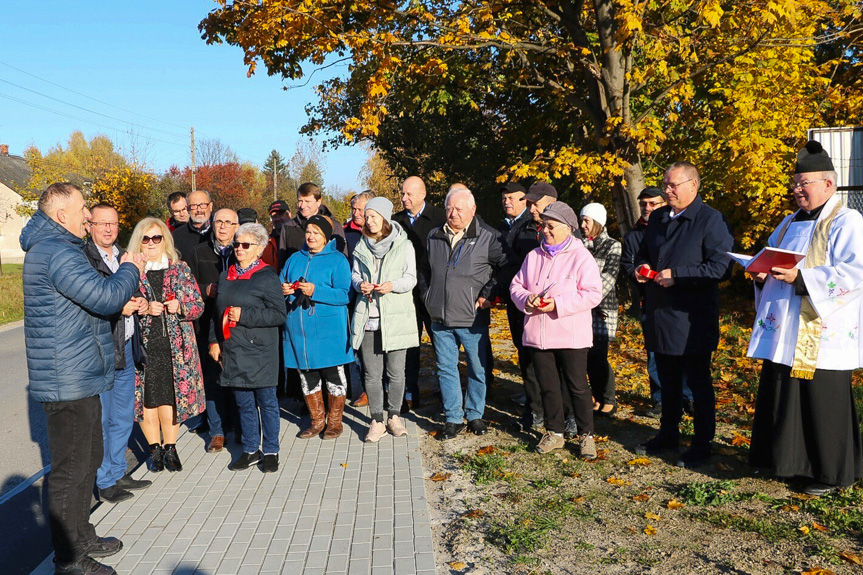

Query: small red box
637,265,658,280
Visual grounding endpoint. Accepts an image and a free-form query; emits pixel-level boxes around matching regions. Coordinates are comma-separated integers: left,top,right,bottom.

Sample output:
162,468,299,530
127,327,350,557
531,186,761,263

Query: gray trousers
359,330,407,422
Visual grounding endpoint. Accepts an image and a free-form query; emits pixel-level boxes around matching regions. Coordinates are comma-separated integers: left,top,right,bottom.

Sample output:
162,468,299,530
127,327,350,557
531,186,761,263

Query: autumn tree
90,166,156,238
200,0,862,245
359,148,404,205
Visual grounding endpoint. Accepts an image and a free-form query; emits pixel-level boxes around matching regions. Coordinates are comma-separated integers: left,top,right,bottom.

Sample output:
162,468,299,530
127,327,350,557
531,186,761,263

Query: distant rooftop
0,145,30,195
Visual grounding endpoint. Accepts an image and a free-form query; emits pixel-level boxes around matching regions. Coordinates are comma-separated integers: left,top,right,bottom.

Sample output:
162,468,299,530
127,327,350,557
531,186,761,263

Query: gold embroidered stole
774,200,843,379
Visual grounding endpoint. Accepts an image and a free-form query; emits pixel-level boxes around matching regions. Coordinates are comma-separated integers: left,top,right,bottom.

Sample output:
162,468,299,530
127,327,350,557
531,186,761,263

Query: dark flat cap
499,182,527,194
795,140,834,174
237,208,258,224
637,186,666,200
526,181,558,202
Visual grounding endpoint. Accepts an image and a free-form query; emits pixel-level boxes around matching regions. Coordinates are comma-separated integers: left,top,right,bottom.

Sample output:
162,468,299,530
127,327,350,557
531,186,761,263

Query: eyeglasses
90,221,118,229
662,178,695,192
142,235,163,245
539,222,562,230
788,178,827,191
188,202,211,210
214,220,238,227
232,241,259,249
171,207,188,215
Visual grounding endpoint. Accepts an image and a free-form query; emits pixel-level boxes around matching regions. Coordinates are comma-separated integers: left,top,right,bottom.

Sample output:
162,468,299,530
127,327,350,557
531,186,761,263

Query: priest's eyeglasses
788,178,827,191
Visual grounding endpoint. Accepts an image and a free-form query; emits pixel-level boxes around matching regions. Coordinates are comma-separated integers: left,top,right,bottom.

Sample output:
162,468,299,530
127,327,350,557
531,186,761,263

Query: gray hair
38,182,80,215
445,185,475,208
351,190,376,205
824,170,839,187
235,223,268,248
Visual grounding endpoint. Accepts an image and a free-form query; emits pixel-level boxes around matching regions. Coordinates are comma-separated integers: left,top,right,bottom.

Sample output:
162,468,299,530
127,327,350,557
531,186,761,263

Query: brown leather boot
323,394,346,439
298,391,326,439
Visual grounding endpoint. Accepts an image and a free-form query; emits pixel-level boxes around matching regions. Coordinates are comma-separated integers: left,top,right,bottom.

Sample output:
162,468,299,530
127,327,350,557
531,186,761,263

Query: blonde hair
127,217,180,263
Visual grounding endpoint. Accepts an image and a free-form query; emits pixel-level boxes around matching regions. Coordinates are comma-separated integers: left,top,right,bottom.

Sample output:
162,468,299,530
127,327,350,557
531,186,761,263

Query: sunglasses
142,235,163,245
232,241,259,249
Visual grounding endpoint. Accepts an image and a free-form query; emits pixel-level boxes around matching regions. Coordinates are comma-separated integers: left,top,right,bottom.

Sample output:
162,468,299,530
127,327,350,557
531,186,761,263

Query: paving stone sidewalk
32,403,437,575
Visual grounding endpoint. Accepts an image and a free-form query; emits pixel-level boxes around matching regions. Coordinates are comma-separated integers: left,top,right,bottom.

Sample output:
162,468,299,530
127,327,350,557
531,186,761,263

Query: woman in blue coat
281,215,354,439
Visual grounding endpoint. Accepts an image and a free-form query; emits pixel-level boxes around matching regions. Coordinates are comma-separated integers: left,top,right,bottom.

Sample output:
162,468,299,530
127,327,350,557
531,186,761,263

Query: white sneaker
365,420,387,443
387,415,408,437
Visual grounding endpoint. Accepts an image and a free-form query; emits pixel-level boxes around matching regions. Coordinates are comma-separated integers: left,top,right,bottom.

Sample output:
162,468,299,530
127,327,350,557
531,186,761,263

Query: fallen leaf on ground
731,433,751,446
644,512,662,521
567,472,581,478
627,457,651,466
800,568,836,575
430,472,452,482
340,463,348,468
811,521,828,532
633,493,651,502
840,551,863,565
606,477,631,486
626,526,637,534
463,509,484,519
643,524,657,535
780,504,800,512
448,561,468,570
570,496,585,503
798,525,811,535
594,436,609,443
666,499,686,510
477,446,495,455
428,430,440,438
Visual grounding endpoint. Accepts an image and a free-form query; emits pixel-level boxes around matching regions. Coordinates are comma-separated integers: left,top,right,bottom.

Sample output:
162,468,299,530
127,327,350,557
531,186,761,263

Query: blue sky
0,1,367,193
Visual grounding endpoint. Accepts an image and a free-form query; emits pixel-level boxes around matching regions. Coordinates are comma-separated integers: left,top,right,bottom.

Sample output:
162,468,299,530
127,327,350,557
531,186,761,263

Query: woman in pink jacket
510,202,603,457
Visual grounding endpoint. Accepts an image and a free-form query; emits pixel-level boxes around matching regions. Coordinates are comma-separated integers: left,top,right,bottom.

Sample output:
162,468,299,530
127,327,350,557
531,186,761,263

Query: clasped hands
360,281,393,296
635,265,675,288
525,294,555,313
281,281,315,297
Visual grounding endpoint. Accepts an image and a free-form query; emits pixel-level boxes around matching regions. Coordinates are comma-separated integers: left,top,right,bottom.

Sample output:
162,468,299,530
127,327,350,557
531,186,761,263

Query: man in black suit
171,189,214,262
392,176,446,411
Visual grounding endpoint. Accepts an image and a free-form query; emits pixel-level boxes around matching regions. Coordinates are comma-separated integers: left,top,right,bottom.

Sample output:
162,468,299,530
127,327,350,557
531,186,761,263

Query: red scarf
222,260,269,339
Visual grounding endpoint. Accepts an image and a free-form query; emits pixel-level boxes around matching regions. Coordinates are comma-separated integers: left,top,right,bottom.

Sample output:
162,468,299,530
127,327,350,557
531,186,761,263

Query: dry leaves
840,550,863,565
448,561,468,570
626,457,652,466
463,509,484,519
800,568,837,575
476,446,496,456
633,493,651,502
811,521,828,532
594,436,609,443
428,430,440,438
429,472,452,482
780,504,801,512
644,512,662,521
666,499,686,510
798,525,811,535
643,524,657,535
606,477,632,486
340,463,348,468
731,433,751,446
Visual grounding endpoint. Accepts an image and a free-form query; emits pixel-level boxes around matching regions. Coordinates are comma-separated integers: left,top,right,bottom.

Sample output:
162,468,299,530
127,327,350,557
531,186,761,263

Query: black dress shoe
441,422,466,440
231,450,263,471
98,485,133,504
676,444,712,468
84,536,123,558
149,444,164,472
635,434,679,456
54,556,117,575
803,483,842,496
467,419,488,436
114,474,151,491
261,454,279,473
163,444,182,472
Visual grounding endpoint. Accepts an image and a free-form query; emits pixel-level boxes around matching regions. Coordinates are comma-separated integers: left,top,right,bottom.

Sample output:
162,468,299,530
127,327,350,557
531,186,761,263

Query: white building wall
0,183,27,264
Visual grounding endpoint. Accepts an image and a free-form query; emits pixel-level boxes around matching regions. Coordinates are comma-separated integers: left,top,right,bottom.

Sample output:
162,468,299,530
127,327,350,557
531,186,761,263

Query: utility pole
190,127,197,192
273,155,278,201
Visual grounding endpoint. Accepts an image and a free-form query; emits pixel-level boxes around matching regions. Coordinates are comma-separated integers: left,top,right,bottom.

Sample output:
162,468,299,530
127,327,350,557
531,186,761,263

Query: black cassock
750,360,863,486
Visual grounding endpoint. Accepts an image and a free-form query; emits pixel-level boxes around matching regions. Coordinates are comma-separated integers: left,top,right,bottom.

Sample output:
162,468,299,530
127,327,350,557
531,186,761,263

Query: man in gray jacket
20,183,144,575
422,185,507,439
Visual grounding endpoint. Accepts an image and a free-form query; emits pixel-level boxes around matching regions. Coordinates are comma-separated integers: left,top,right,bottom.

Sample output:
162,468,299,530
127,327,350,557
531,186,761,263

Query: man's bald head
400,176,427,215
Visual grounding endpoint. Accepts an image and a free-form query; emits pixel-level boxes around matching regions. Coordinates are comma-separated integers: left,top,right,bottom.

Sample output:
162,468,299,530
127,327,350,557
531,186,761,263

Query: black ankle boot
149,443,164,472
163,444,182,472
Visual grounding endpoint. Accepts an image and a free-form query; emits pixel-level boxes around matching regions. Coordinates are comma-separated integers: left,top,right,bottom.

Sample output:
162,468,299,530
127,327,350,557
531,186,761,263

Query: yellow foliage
90,166,155,235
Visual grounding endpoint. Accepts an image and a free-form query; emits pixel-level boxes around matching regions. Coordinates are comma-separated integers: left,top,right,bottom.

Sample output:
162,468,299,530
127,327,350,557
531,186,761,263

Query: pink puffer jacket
509,238,602,350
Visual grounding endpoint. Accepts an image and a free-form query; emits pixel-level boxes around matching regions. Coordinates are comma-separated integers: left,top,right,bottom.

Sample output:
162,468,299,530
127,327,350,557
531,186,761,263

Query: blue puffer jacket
20,211,141,402
280,239,354,371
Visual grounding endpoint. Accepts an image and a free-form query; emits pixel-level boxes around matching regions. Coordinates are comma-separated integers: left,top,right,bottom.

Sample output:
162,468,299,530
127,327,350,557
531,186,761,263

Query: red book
727,247,805,274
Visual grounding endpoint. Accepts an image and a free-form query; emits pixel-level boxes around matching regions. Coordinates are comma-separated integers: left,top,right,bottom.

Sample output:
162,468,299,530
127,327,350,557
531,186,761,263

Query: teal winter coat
280,240,354,370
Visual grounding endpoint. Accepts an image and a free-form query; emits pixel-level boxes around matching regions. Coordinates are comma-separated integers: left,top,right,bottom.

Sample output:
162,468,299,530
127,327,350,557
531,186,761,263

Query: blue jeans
234,387,280,454
96,340,135,489
204,371,225,437
431,322,489,424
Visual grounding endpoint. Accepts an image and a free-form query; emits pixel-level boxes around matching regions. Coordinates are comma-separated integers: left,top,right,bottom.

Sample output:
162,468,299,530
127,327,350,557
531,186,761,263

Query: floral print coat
134,261,205,423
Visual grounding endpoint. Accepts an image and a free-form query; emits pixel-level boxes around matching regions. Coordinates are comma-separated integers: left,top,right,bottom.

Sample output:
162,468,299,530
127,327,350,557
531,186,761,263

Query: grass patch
677,480,744,506
489,514,560,554
457,451,512,484
0,264,23,325
692,510,795,542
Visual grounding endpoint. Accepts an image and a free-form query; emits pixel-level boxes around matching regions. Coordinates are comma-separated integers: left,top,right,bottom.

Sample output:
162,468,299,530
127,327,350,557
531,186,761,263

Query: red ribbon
222,307,237,340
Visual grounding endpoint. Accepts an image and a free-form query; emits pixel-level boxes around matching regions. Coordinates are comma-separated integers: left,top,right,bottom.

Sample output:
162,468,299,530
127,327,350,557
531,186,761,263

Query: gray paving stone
348,558,371,575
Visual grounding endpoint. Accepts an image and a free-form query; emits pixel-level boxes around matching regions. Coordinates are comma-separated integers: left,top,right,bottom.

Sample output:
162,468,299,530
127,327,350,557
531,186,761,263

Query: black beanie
795,140,834,174
305,214,333,243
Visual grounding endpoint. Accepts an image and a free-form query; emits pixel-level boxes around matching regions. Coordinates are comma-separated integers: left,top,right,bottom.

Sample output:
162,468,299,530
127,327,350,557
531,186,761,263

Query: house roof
0,153,30,195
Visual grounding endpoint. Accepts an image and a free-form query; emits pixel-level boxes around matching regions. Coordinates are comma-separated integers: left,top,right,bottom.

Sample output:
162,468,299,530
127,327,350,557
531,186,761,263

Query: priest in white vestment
748,140,863,496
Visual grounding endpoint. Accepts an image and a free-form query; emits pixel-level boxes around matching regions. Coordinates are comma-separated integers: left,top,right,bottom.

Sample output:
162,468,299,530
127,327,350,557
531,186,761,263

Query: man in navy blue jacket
20,183,144,575
634,163,733,468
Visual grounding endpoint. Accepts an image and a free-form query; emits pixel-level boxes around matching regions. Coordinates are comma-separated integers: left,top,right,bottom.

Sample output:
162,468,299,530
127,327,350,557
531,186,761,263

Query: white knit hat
580,203,607,228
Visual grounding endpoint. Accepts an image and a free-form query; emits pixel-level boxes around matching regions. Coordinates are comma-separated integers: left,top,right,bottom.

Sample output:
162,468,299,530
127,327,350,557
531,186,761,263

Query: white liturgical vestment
747,194,863,370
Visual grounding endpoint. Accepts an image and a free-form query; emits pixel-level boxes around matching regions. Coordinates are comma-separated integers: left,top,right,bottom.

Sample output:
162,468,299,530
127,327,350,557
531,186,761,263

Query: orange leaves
840,551,863,566
633,493,651,502
463,509,484,519
429,472,451,482
626,457,651,467
476,446,496,456
644,512,662,521
606,477,632,486
730,434,751,447
666,499,686,510
643,524,657,535
800,568,837,575
448,561,468,571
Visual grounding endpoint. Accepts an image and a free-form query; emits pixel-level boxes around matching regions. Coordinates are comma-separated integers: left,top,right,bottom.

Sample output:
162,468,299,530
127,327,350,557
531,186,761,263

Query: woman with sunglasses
210,223,287,472
281,215,354,440
127,218,205,472
510,202,603,457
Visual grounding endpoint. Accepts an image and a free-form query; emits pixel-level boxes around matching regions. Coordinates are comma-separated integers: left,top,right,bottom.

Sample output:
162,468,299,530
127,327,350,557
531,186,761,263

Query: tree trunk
612,160,643,235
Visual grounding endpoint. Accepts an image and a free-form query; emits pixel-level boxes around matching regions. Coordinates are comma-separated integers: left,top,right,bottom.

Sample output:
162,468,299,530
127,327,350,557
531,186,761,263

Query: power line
0,60,191,133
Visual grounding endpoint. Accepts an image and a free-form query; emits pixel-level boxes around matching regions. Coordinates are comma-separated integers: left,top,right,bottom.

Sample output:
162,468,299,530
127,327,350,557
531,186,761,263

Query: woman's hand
136,297,149,314
281,283,295,296
148,301,164,316
165,298,180,314
228,307,242,323
538,297,555,313
298,281,315,297
209,343,221,363
360,281,375,296
525,294,540,312
375,281,393,295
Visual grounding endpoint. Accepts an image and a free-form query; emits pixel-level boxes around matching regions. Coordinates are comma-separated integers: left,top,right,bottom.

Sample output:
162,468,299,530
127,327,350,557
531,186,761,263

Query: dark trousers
655,352,714,446
505,301,542,418
531,347,593,435
405,306,434,401
43,396,102,565
587,338,616,406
